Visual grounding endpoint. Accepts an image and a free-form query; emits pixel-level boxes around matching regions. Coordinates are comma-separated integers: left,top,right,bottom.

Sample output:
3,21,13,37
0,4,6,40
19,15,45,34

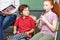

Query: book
2,4,16,12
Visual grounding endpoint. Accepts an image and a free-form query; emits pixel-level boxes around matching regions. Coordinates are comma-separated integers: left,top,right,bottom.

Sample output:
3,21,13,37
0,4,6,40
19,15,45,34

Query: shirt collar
21,16,29,19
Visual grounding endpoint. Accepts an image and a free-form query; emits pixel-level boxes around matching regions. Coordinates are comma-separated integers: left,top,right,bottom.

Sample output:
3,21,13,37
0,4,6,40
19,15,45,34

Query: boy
12,4,35,40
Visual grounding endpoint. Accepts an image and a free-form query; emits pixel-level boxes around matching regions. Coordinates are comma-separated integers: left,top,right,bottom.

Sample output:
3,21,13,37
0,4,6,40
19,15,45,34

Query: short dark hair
18,4,30,14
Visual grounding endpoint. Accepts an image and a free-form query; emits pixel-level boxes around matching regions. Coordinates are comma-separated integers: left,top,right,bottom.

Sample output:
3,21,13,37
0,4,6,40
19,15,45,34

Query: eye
44,4,48,6
43,4,48,6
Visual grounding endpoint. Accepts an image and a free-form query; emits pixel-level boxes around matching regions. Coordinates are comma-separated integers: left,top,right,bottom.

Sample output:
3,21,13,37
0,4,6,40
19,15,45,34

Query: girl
30,0,60,40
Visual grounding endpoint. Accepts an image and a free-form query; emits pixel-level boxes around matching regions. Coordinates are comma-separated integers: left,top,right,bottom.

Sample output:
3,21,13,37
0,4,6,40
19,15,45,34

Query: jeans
0,14,17,40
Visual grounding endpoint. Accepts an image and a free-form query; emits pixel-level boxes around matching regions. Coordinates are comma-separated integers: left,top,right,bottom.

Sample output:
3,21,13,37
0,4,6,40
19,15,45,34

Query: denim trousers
0,14,17,40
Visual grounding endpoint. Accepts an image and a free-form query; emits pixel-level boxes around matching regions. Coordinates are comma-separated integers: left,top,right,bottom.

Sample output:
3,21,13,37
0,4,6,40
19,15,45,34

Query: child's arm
25,16,36,36
13,26,17,34
25,28,34,37
40,15,58,32
25,28,34,35
13,17,19,34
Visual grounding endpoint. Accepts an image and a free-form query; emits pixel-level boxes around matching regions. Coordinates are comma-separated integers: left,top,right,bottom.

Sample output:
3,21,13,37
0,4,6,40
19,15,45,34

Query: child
11,4,35,40
30,0,59,40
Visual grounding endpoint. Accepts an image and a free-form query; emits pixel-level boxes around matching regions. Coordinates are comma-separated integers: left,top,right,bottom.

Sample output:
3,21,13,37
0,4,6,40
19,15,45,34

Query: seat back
56,18,60,40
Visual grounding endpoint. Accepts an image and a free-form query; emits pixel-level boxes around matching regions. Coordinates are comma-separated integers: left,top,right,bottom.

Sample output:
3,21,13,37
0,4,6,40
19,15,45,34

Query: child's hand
25,32,29,35
40,15,46,21
24,32,31,37
13,31,16,34
25,32,29,36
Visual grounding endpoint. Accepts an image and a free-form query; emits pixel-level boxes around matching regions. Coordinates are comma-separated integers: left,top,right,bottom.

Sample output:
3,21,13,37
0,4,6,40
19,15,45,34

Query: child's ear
20,12,23,15
51,5,53,8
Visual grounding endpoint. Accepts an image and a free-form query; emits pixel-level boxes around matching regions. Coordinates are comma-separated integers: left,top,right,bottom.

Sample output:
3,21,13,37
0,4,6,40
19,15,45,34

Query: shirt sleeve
30,18,36,29
14,18,19,27
52,13,58,21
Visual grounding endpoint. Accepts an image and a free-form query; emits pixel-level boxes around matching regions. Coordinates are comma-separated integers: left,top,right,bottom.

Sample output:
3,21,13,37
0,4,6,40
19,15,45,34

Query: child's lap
9,34,26,40
30,32,54,40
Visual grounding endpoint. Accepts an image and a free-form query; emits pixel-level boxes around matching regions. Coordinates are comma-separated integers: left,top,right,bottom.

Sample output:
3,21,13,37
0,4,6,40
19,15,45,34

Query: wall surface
20,0,44,10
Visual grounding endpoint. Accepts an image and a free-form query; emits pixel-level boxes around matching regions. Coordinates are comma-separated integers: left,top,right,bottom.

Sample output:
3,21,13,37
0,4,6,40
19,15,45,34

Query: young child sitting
11,4,36,40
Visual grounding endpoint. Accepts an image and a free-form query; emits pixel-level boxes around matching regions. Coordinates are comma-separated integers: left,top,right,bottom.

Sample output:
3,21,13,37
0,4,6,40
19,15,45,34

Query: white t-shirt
0,0,20,13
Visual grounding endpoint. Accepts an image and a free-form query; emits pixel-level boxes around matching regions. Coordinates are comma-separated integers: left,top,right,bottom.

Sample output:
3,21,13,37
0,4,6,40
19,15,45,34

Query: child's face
43,1,53,12
22,7,29,16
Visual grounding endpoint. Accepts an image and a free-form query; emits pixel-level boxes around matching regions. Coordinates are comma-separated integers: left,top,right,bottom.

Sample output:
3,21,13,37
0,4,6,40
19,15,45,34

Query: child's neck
23,16,26,19
22,15,28,19
45,10,52,15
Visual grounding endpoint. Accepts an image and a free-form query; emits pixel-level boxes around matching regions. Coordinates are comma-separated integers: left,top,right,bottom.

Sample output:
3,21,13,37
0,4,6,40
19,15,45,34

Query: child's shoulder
16,16,22,20
51,12,58,17
50,12,58,19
